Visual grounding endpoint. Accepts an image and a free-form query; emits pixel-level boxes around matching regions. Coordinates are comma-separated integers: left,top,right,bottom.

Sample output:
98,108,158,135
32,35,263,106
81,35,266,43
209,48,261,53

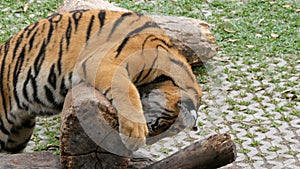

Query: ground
0,0,299,168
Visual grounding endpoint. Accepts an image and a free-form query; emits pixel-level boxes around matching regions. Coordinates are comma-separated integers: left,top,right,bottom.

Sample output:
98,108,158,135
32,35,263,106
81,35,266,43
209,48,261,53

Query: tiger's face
138,79,201,144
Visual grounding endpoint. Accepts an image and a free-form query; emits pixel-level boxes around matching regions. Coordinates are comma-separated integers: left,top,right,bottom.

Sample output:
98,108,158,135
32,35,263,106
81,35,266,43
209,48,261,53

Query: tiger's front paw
118,115,148,151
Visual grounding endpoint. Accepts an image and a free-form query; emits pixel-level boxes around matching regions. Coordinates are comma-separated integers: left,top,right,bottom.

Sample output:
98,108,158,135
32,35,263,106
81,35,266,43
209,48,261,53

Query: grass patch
0,0,62,43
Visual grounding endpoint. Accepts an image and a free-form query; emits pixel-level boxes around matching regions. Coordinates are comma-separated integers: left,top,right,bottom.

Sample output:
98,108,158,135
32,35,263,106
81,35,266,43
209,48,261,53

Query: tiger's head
138,78,201,144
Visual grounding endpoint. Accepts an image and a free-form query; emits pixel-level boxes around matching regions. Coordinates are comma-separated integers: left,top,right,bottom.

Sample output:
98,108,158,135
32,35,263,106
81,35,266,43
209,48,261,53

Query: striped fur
0,9,201,153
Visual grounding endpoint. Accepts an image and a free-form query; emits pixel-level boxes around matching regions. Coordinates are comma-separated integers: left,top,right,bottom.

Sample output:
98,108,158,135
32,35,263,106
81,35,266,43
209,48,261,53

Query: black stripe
98,10,106,29
152,117,175,130
48,13,63,24
33,41,47,75
12,33,24,60
13,45,26,109
142,35,156,53
103,87,111,97
65,17,72,51
24,22,39,38
82,59,88,78
108,12,133,40
72,10,83,32
86,15,95,42
115,22,159,58
44,86,55,105
169,57,195,83
59,77,68,96
125,63,130,77
144,100,175,116
28,28,39,50
141,35,173,54
7,138,16,143
23,67,44,106
48,64,57,89
140,56,158,82
31,73,41,105
46,21,54,44
68,72,73,82
137,74,179,90
58,37,64,75
23,68,32,102
7,64,12,118
133,64,146,84
0,40,11,115
151,37,173,48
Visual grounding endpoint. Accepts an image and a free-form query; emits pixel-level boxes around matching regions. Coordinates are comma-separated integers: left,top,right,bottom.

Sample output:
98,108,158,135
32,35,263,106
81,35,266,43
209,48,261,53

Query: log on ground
146,134,236,169
0,83,236,169
60,83,236,169
0,151,63,169
60,83,131,169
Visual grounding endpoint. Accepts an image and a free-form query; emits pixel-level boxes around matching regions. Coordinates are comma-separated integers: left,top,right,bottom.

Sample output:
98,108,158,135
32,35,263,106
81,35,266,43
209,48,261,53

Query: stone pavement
137,57,300,168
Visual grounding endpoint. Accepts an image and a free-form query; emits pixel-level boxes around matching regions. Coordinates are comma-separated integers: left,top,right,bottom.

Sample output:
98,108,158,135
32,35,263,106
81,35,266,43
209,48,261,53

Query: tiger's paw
118,115,148,151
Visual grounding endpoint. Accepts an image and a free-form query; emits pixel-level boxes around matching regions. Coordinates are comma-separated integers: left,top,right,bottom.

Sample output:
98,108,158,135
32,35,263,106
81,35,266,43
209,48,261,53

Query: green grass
0,0,62,43
112,0,299,59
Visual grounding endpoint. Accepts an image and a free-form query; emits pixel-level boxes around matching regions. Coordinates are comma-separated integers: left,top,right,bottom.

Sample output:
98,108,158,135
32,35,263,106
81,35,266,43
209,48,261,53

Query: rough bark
59,83,236,169
0,151,63,169
60,83,131,169
146,134,236,169
58,0,217,66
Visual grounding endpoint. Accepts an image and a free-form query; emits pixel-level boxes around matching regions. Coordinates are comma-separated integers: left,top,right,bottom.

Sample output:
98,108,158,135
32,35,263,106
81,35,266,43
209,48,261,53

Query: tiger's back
0,10,127,116
0,9,201,153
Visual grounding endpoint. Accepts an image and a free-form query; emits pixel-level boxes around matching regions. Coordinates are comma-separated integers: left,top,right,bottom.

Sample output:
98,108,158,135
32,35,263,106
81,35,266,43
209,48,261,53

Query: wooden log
0,82,236,168
0,134,236,169
60,83,131,169
60,83,237,169
58,0,217,66
0,151,63,169
145,134,236,169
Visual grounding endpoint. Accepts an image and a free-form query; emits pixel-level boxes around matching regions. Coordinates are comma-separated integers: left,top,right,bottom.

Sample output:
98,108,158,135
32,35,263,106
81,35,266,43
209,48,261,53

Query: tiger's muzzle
177,96,199,131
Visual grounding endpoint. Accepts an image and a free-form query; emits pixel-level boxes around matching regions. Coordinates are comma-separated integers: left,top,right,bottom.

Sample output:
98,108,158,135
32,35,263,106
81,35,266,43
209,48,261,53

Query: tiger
0,9,202,153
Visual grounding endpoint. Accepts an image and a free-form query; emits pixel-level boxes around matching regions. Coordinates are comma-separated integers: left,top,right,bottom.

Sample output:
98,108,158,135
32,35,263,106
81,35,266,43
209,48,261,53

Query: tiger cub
0,9,201,153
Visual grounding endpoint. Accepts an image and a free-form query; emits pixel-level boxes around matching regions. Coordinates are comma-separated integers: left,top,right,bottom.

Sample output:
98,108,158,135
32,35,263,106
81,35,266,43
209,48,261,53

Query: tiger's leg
110,75,148,151
82,66,148,151
75,59,148,151
3,112,36,153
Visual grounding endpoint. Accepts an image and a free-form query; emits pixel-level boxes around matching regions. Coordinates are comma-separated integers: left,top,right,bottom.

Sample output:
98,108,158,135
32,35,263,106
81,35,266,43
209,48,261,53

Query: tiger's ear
176,95,198,129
